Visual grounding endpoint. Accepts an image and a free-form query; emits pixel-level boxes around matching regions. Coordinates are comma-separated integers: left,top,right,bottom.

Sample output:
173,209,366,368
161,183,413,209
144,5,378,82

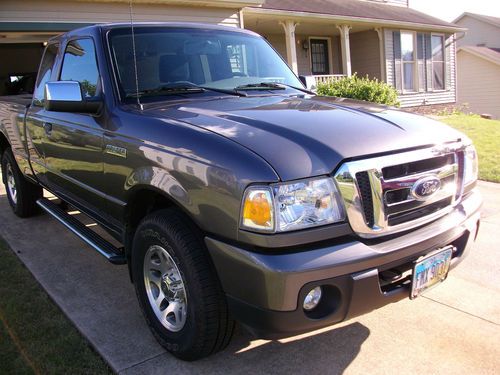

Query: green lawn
439,114,500,183
0,238,112,375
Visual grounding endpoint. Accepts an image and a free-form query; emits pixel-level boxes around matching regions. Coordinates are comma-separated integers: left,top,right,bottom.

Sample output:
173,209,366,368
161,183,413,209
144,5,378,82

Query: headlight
240,177,345,233
463,144,478,186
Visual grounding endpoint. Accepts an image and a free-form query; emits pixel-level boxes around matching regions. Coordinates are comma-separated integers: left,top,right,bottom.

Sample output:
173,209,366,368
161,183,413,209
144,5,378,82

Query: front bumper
205,190,482,338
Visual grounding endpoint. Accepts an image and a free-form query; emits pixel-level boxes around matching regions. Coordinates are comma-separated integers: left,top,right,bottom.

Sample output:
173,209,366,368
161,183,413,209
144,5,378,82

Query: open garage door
0,23,89,96
0,44,45,96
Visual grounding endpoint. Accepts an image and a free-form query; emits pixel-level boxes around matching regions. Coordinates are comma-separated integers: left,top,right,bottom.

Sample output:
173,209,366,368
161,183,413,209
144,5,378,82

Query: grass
439,113,500,183
0,237,112,375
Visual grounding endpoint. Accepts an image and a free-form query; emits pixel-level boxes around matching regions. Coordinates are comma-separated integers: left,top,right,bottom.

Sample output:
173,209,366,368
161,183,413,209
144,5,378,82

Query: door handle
43,122,53,135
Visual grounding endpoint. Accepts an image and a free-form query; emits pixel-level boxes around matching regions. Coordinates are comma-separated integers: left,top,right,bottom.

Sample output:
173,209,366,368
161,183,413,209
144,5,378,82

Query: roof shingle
255,0,460,29
459,46,500,66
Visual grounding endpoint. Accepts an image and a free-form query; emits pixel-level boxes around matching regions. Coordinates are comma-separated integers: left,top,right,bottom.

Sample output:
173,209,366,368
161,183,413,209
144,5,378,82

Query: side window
60,39,100,99
33,43,59,106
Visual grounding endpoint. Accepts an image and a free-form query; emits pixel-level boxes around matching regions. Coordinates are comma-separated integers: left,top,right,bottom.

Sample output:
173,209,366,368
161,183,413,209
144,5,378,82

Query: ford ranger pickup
0,23,481,360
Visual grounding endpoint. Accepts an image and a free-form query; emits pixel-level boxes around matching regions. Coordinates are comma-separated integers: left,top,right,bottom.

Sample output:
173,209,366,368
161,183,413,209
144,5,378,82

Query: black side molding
36,198,126,265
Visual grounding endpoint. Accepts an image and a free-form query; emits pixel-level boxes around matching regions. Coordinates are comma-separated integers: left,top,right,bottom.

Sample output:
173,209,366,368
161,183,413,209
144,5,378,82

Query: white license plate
410,247,453,299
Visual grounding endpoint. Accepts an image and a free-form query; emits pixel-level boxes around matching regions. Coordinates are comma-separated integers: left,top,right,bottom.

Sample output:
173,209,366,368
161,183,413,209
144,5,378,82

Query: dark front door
310,39,330,75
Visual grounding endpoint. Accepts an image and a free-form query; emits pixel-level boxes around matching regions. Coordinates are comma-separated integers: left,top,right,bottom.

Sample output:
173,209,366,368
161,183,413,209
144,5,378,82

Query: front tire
1,148,42,217
131,209,234,361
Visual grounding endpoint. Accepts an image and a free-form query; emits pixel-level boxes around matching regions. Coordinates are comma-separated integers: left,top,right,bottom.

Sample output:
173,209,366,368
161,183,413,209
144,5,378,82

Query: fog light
303,286,322,311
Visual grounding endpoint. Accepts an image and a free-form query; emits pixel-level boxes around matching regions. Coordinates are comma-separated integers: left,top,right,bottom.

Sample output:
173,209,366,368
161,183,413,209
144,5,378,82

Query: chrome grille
334,144,465,238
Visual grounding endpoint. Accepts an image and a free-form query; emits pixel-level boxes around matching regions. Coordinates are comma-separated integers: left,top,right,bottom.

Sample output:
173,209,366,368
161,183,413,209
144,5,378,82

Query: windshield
108,26,303,99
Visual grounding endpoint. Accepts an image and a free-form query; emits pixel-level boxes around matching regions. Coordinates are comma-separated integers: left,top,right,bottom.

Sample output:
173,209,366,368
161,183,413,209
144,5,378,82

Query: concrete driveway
0,179,498,374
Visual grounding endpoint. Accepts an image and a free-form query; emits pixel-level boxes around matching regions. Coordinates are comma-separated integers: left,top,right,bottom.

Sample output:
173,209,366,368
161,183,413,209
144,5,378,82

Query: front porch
244,11,386,88
243,1,464,107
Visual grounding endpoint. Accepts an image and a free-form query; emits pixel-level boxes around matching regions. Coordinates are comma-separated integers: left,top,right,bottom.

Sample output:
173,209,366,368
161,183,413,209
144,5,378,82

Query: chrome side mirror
44,81,101,114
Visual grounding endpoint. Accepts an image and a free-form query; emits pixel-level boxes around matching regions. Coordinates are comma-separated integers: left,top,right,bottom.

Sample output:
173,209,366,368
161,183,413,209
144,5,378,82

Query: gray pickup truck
0,23,481,360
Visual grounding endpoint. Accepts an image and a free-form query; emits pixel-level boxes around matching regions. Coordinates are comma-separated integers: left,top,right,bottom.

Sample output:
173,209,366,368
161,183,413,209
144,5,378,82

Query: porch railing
301,74,347,90
313,74,346,85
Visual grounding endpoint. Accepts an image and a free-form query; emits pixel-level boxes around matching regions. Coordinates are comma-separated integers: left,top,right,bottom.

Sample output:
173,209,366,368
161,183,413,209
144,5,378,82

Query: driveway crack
117,351,167,374
423,295,499,326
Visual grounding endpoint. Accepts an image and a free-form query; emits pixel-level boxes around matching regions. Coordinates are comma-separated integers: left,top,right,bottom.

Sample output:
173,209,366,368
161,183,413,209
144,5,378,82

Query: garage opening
0,43,45,96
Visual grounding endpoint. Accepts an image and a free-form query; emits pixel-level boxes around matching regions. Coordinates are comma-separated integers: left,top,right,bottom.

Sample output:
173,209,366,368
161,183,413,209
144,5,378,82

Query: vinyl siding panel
455,16,500,48
457,51,500,119
0,0,241,27
350,30,381,80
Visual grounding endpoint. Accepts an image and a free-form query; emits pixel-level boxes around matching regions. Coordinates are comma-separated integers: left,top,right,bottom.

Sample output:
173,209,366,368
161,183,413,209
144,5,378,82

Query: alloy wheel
143,245,188,332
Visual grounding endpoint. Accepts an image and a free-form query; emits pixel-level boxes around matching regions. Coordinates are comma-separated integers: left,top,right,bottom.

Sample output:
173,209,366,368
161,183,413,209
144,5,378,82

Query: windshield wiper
234,82,287,91
126,83,247,98
201,86,247,97
276,83,316,95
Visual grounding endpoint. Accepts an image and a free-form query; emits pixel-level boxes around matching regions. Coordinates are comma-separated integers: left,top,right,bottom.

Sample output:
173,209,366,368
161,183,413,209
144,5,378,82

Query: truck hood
143,95,465,181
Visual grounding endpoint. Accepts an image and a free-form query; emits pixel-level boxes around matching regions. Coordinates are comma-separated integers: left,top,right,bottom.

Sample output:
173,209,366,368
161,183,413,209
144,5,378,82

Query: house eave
244,7,466,33
458,47,500,67
73,0,265,8
453,12,500,29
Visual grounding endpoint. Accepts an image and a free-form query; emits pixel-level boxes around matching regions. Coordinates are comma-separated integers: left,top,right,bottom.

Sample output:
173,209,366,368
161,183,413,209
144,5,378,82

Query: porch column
279,20,299,74
375,27,386,81
336,24,352,77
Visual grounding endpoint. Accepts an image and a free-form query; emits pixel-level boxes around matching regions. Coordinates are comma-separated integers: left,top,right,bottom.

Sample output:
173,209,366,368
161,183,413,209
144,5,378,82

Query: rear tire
1,148,42,218
131,209,234,361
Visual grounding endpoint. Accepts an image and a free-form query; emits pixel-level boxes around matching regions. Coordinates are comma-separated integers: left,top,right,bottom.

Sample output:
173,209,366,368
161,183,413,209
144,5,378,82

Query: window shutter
393,31,402,92
417,33,426,92
424,34,433,91
445,35,451,91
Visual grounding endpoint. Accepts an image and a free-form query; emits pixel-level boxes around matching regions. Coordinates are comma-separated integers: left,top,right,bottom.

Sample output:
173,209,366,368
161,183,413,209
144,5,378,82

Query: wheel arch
123,185,203,282
0,130,10,158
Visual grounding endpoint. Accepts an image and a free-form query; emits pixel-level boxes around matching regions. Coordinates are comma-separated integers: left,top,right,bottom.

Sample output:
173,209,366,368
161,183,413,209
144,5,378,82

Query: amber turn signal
241,188,274,231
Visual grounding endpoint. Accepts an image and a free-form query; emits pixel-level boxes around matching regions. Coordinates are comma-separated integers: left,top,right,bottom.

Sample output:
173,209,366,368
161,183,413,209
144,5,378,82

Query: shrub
316,74,400,107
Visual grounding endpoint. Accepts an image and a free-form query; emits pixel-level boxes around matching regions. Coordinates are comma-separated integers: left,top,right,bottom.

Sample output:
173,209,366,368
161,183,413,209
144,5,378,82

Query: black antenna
129,0,143,110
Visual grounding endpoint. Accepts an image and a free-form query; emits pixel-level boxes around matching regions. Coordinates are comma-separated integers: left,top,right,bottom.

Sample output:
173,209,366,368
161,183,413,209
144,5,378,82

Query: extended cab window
60,39,100,99
33,43,59,106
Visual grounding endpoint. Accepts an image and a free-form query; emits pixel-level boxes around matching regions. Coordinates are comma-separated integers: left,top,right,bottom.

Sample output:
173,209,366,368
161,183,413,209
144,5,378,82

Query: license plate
410,247,453,299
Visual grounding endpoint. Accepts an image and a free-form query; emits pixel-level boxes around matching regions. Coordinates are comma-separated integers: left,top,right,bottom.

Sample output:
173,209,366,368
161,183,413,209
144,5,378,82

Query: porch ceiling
244,13,374,36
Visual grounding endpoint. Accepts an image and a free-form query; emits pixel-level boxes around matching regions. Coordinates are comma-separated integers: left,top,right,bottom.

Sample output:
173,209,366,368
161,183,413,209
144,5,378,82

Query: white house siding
457,51,500,119
0,0,242,28
350,30,381,80
385,29,457,107
455,16,500,48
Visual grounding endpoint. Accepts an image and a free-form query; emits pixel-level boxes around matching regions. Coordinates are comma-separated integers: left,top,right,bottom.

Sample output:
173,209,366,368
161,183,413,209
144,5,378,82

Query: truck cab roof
48,22,259,43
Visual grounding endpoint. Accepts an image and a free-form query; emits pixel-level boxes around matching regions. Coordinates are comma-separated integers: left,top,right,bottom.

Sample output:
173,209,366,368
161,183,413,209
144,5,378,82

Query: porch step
36,198,126,265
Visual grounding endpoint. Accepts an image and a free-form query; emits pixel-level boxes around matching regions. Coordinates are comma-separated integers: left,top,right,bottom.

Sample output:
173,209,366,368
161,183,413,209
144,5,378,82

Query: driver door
41,38,106,215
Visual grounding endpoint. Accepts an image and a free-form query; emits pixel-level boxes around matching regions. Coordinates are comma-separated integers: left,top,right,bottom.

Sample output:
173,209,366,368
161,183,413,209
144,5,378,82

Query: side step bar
37,198,126,265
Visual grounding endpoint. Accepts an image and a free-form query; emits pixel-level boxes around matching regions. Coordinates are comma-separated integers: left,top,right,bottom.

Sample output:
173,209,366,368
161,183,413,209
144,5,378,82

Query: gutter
243,7,466,33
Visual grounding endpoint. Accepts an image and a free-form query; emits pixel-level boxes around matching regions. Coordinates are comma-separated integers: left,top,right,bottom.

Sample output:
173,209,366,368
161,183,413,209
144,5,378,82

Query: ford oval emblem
411,175,441,201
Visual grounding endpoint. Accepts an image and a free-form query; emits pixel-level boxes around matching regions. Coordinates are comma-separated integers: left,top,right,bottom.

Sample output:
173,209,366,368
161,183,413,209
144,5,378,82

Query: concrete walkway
0,180,498,374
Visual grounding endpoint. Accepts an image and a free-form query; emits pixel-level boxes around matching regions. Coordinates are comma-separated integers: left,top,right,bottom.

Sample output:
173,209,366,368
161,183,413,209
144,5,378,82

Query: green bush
316,74,400,107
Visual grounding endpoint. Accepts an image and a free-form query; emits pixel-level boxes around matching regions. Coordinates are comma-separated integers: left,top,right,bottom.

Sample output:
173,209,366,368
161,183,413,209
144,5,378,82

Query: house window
393,31,449,93
310,39,330,75
401,31,416,91
431,34,445,90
